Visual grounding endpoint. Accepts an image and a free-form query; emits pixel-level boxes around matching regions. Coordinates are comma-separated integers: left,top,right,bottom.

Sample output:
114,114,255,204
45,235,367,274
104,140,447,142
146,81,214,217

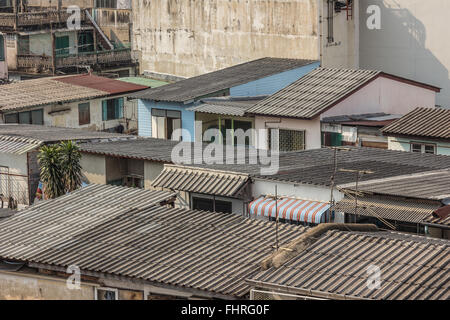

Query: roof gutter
420,222,450,230
245,279,370,301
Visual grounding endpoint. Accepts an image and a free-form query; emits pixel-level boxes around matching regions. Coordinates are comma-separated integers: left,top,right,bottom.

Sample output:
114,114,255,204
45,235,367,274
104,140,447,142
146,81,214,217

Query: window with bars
269,129,306,152
410,143,436,155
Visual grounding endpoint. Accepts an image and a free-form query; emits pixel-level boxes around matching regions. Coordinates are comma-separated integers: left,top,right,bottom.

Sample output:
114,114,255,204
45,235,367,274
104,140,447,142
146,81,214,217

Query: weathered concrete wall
144,160,164,189
132,0,320,77
81,153,107,184
132,0,358,77
359,0,450,108
0,271,95,300
95,8,131,44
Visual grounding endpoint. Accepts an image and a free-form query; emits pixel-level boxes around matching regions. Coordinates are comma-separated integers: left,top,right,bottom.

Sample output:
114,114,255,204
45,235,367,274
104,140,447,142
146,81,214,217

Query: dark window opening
7,109,43,125
192,197,232,214
0,34,4,61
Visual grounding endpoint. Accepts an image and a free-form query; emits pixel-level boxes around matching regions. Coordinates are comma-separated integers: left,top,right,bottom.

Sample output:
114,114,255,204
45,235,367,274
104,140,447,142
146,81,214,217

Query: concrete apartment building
131,0,360,77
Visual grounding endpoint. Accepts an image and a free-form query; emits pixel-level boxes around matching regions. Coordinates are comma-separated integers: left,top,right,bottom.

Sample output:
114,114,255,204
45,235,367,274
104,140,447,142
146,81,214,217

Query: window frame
102,97,124,121
410,142,437,155
94,287,119,300
151,108,182,140
0,34,5,62
269,128,306,152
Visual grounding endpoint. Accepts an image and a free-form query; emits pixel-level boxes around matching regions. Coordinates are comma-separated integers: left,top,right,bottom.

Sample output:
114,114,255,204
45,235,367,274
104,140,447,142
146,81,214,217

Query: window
55,35,70,56
102,98,124,121
151,109,182,140
7,109,44,125
192,197,232,214
269,129,305,152
4,113,18,124
95,0,117,8
0,34,4,61
78,103,90,125
77,31,94,53
95,287,118,300
410,143,436,155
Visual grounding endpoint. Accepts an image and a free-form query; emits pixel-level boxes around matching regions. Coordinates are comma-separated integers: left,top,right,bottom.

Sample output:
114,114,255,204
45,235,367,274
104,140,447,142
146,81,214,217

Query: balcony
16,48,133,73
0,10,87,30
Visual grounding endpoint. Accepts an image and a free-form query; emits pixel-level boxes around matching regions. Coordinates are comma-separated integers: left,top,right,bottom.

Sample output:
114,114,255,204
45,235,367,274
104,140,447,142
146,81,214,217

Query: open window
102,98,124,121
151,109,182,140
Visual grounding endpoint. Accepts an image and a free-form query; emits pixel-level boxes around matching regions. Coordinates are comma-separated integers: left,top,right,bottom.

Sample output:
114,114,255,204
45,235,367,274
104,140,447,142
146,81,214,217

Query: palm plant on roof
37,145,66,199
60,141,82,192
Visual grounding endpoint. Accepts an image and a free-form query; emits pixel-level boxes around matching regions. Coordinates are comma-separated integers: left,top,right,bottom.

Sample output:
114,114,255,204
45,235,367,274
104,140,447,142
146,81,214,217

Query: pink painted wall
321,76,436,118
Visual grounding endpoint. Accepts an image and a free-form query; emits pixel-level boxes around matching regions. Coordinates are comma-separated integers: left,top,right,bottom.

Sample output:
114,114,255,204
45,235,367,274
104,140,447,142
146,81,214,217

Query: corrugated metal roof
424,207,450,226
188,97,264,117
0,135,43,154
0,78,108,111
118,77,170,88
335,195,440,224
382,107,450,140
55,74,148,95
249,229,450,300
0,124,132,143
152,165,250,198
338,170,450,200
130,58,318,102
0,184,306,298
246,68,381,119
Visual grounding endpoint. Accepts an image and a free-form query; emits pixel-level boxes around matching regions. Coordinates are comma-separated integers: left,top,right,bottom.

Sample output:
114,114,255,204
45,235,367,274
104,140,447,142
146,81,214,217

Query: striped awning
249,197,331,224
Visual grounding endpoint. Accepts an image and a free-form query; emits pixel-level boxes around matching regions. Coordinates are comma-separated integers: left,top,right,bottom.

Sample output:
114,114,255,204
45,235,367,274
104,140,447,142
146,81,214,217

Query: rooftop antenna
339,169,374,223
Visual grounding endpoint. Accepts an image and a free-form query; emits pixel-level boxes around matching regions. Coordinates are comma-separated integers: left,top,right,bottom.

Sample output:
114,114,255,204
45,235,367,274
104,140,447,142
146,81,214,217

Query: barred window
269,129,305,152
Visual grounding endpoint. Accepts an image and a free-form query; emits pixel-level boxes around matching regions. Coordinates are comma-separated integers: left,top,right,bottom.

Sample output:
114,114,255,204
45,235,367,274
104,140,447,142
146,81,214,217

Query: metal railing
0,9,87,29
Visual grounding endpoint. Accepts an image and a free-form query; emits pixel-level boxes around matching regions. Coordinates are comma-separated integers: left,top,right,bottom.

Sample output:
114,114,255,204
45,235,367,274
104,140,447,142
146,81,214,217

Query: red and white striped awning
249,197,331,224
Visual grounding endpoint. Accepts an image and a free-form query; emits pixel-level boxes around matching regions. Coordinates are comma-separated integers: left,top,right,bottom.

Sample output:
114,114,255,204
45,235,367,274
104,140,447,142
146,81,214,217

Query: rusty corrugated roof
55,74,148,94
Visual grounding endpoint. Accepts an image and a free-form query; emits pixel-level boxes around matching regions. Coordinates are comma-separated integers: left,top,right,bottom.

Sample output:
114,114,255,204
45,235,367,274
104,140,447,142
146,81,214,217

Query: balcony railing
0,10,87,29
16,48,133,72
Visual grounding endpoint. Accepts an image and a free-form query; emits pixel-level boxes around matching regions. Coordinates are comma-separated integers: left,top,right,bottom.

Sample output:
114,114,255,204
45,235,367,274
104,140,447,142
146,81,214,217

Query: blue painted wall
138,99,196,141
138,61,320,140
230,62,320,96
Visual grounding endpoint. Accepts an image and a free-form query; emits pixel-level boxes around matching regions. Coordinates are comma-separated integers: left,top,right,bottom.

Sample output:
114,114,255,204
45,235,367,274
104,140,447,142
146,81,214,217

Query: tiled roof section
246,68,381,119
0,135,43,154
152,165,250,198
424,206,450,226
335,195,440,224
0,124,132,143
130,58,318,102
0,78,107,111
188,96,266,117
189,147,450,187
338,170,450,200
55,74,148,94
249,230,450,300
0,184,306,298
382,107,450,140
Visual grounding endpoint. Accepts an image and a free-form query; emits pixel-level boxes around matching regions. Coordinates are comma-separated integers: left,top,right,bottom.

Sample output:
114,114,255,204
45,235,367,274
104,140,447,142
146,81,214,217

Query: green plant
37,141,82,199
37,145,66,199
60,141,82,192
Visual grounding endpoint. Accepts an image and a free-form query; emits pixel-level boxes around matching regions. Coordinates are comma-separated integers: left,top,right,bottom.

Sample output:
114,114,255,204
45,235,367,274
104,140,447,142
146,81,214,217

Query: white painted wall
254,116,322,150
359,0,450,108
321,76,436,118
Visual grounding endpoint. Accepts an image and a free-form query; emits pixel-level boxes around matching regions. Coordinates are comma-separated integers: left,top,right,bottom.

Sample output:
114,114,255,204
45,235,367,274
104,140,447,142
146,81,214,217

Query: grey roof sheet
246,68,381,119
0,125,132,144
249,229,450,300
0,135,43,154
0,78,108,111
335,195,440,224
152,165,250,198
188,147,450,187
0,184,306,298
188,96,266,117
130,58,317,102
338,170,450,201
382,107,450,140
